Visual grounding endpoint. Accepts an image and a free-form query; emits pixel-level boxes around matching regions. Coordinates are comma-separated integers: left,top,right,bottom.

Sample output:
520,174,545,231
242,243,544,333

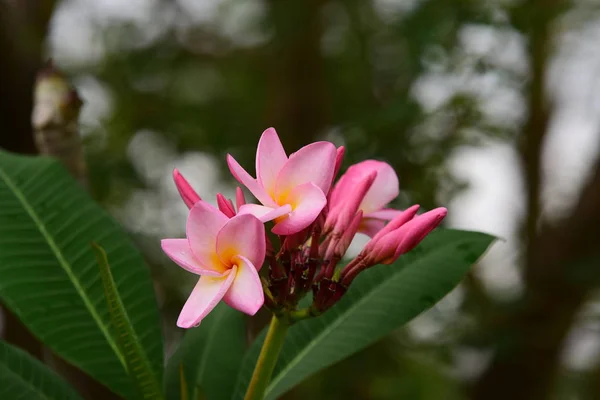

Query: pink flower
227,128,337,235
329,160,402,237
161,201,266,328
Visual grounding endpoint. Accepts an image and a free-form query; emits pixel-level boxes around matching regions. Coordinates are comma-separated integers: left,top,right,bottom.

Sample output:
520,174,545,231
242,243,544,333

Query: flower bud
324,171,377,235
216,193,236,218
392,207,447,258
334,210,363,260
173,169,201,209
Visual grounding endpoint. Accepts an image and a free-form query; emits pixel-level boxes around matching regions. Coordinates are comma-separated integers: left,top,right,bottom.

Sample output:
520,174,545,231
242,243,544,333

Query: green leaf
0,339,83,400
232,229,494,400
165,303,246,400
92,243,163,399
0,151,163,398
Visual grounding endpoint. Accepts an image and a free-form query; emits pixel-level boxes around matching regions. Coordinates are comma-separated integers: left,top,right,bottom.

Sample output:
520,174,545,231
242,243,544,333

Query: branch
33,62,87,186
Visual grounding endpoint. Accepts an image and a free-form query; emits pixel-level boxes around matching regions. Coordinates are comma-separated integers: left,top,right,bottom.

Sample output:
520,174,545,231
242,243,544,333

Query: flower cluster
162,128,446,328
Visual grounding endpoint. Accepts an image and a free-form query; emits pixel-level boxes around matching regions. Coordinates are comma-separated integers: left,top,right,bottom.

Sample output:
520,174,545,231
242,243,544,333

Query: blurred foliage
79,0,517,210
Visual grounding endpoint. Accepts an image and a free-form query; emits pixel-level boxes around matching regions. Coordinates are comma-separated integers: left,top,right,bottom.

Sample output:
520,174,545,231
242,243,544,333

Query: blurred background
2,0,600,399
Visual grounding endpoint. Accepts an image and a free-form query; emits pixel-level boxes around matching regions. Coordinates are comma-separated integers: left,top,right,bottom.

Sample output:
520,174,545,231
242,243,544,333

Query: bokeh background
2,0,600,399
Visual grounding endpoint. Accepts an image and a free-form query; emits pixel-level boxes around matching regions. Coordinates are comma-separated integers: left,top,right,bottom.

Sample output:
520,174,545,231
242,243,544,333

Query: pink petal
173,169,201,209
332,171,377,233
365,208,403,221
332,160,399,214
161,239,224,277
177,269,235,328
223,255,264,315
359,161,400,213
272,182,326,235
187,201,229,273
332,146,346,182
227,154,277,207
237,204,292,223
358,218,386,237
216,214,266,270
235,187,246,210
256,128,288,196
274,141,336,200
335,210,363,258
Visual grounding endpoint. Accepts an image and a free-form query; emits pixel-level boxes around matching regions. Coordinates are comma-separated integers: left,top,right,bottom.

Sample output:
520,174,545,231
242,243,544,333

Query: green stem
244,315,289,400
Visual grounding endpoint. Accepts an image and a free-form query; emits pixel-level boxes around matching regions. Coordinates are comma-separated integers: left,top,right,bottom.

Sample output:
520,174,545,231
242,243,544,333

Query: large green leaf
0,339,83,400
92,243,164,399
0,151,163,398
164,303,246,400
232,229,494,400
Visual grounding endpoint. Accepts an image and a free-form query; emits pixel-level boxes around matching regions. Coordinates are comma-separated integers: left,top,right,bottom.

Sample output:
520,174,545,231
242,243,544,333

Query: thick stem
244,316,289,400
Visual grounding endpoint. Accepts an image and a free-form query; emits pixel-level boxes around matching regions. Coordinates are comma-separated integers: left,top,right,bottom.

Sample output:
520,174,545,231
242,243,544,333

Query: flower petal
173,169,201,209
359,161,399,213
365,208,403,221
237,203,293,223
187,201,229,273
223,256,264,315
331,160,399,214
235,187,246,210
358,218,386,238
274,141,336,199
227,154,277,207
161,239,224,277
272,182,326,235
332,146,346,182
216,214,266,269
256,128,288,196
177,270,236,328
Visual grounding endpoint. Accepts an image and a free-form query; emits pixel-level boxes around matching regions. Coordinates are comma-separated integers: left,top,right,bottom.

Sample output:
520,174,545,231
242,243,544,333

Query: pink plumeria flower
329,160,402,237
227,127,337,235
161,201,265,328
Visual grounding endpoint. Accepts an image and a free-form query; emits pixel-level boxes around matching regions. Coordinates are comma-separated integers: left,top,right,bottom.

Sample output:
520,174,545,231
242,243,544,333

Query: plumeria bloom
161,201,265,328
227,128,337,235
329,160,402,237
164,127,448,322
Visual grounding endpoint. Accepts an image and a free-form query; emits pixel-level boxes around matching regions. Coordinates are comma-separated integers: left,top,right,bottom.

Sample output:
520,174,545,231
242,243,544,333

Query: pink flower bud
216,193,236,218
392,207,447,258
370,204,420,242
173,169,201,209
340,206,446,285
324,171,377,235
334,210,363,260
362,206,445,266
